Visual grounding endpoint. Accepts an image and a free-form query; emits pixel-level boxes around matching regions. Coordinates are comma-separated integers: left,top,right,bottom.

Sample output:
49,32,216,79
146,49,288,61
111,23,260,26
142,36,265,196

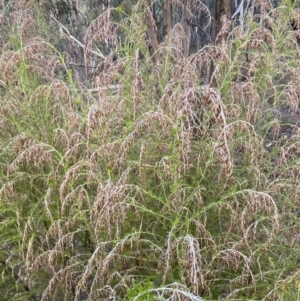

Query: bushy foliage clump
1,1,300,300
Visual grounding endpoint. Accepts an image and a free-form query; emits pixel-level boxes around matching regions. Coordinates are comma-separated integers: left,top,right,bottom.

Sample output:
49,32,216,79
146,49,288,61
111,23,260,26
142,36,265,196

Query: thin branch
232,0,246,20
50,14,105,59
186,19,212,42
88,85,122,93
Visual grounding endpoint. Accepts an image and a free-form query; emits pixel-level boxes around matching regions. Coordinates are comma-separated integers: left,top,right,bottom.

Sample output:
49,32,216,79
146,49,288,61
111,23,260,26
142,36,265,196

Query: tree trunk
163,0,173,37
214,0,232,47
180,0,191,57
144,0,160,64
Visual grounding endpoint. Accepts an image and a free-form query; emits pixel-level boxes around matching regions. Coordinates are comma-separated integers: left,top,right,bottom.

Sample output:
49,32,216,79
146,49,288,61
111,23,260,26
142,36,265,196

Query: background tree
214,0,232,46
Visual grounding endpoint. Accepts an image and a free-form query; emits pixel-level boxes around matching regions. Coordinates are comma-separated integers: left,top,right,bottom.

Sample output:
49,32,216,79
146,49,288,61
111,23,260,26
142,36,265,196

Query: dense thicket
1,0,300,300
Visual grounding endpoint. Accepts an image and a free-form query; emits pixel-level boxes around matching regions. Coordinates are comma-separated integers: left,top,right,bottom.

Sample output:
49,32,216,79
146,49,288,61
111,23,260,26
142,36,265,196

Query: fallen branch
88,84,122,93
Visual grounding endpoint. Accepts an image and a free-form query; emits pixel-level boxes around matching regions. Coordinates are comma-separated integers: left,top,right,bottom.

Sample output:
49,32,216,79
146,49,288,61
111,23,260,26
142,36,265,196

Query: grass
1,0,300,300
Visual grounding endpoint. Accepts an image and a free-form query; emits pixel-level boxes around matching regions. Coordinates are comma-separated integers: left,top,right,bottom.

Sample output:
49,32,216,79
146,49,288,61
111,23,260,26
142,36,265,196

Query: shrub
1,1,300,301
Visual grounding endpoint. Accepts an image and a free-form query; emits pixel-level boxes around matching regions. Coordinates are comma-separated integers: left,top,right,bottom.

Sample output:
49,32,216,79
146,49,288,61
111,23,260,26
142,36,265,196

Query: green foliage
126,281,155,301
2,1,300,301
